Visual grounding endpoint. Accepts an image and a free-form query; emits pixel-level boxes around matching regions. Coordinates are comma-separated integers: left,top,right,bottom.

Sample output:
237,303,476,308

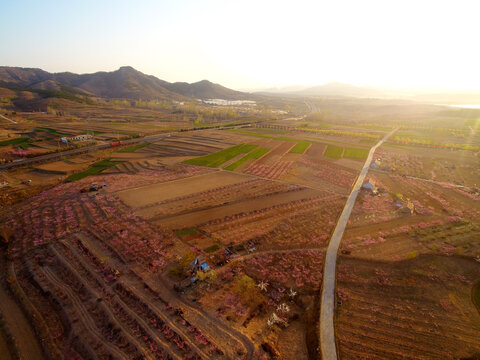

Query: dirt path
319,128,398,360
0,114,17,124
371,168,472,189
48,245,158,360
74,233,225,360
55,241,183,360
40,266,131,359
0,329,14,360
0,259,46,360
152,274,255,360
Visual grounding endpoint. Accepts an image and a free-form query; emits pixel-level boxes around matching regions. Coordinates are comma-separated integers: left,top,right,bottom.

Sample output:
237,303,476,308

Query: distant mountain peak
118,65,136,72
0,66,253,101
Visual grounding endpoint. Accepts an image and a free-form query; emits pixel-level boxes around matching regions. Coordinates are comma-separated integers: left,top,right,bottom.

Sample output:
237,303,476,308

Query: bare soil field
3,102,478,360
118,171,248,208
2,168,254,359
335,153,480,359
336,255,480,360
153,187,323,229
255,141,295,165
377,144,479,187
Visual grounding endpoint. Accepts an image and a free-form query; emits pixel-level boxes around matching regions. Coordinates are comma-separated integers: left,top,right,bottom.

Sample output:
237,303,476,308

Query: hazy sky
1,0,479,90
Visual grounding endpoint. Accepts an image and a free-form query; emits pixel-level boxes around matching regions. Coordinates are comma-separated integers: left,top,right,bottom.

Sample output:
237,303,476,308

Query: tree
235,275,258,303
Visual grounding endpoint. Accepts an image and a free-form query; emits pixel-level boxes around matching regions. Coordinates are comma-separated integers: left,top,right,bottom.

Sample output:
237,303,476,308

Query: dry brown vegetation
1,94,479,359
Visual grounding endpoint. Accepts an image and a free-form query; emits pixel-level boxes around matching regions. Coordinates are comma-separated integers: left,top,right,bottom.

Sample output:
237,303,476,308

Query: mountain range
0,66,249,101
2,66,479,104
256,82,480,104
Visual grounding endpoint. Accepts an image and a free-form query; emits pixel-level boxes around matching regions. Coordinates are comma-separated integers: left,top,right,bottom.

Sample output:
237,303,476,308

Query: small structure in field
190,255,210,273
70,134,93,141
370,160,381,169
398,199,415,215
362,179,377,194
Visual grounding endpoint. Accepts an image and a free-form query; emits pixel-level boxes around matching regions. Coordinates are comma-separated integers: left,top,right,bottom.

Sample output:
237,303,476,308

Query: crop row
139,180,301,219
200,194,343,248
244,161,294,179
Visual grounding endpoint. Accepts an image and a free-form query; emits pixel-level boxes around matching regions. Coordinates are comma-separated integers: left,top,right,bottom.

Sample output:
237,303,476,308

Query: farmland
0,124,356,359
1,94,479,360
335,141,480,359
67,158,124,181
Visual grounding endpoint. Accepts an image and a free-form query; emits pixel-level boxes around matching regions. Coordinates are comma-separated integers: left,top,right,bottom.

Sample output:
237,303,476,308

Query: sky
1,0,479,91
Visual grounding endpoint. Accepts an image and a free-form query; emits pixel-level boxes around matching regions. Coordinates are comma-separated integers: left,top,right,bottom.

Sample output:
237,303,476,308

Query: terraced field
3,164,254,360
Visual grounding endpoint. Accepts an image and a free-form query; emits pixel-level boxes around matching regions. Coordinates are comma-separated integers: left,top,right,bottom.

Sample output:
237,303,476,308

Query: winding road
319,127,398,360
0,114,17,124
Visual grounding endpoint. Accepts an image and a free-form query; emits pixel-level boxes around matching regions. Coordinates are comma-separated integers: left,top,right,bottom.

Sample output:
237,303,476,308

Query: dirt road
318,128,398,360
0,114,17,124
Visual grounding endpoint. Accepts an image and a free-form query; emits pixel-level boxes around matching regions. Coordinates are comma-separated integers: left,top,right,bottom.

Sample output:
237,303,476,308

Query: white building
70,134,93,141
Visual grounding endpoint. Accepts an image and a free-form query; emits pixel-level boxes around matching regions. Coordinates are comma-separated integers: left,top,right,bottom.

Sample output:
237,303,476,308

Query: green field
67,159,123,181
324,144,344,159
0,137,30,147
224,147,270,171
343,147,369,159
36,127,68,136
176,228,198,237
289,140,312,154
252,128,290,134
204,244,220,253
228,129,369,160
116,143,149,153
228,129,296,141
184,144,257,167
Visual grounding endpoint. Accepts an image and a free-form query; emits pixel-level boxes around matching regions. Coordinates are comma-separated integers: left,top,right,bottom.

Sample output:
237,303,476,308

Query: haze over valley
1,1,479,360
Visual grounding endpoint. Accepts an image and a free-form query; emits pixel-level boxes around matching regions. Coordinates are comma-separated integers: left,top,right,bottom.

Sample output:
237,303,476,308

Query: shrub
204,244,220,253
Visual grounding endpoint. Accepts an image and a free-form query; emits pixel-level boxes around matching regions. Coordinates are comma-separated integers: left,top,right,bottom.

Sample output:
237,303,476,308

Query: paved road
0,122,263,171
0,132,173,170
319,127,398,360
0,114,17,124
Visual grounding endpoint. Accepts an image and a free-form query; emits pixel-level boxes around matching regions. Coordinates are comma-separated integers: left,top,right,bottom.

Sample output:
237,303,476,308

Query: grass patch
36,127,68,136
228,129,368,159
289,140,312,154
0,137,30,147
324,144,344,159
407,250,419,259
116,143,149,153
184,144,257,167
17,142,35,150
225,147,270,171
343,147,369,159
177,228,198,237
204,244,220,253
253,128,289,134
228,129,285,140
67,158,123,181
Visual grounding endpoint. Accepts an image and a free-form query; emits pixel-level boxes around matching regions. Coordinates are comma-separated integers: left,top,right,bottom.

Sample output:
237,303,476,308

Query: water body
437,104,480,109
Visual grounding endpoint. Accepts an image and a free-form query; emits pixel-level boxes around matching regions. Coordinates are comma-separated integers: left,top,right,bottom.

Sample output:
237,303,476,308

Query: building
189,255,210,273
362,179,377,194
370,160,381,169
70,134,93,141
